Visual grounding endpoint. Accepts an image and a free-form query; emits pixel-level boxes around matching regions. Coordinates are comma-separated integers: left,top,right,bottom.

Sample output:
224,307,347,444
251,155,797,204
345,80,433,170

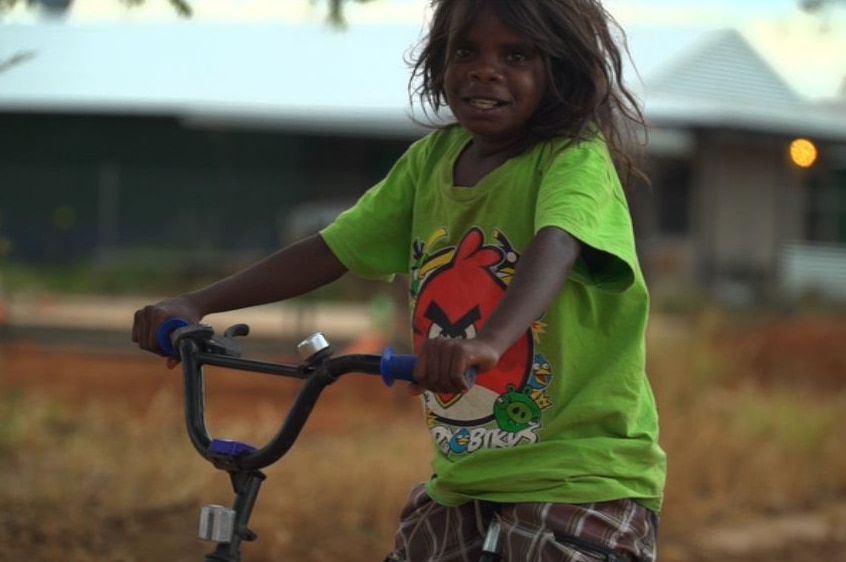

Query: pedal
198,504,236,543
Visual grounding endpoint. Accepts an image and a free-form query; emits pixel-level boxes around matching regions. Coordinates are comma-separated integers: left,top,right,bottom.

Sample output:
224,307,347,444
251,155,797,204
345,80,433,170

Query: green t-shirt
321,126,666,512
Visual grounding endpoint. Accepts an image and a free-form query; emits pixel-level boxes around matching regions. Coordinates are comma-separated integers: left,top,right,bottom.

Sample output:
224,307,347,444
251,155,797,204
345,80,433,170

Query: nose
468,55,503,82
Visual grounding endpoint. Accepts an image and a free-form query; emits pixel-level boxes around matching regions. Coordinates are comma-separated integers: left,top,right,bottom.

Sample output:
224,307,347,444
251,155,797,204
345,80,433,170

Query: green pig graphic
494,384,542,433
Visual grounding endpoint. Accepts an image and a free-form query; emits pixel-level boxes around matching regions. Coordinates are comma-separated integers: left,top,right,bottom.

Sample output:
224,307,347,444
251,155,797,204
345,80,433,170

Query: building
625,27,846,302
1,21,845,302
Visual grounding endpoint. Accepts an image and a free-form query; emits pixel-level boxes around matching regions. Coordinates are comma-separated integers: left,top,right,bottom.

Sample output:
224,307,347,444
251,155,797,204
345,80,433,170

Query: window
654,159,693,236
805,169,846,244
836,170,846,243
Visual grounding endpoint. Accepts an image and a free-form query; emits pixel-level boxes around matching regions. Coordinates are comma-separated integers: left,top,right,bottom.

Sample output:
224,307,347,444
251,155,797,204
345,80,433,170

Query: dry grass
0,375,432,562
1,309,846,561
650,316,846,533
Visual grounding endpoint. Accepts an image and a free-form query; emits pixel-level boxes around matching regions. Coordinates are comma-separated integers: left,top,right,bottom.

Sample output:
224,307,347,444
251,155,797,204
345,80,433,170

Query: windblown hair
409,0,648,187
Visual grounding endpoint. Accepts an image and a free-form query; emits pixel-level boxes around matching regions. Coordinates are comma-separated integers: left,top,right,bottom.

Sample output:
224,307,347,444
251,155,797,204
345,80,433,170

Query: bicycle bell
297,332,332,363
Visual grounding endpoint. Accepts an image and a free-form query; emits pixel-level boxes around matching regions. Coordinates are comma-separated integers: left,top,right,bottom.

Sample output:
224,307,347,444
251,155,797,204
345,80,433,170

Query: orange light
789,138,818,168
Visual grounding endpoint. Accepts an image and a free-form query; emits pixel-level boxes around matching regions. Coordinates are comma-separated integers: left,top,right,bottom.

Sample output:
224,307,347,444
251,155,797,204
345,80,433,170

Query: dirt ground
0,331,421,562
3,312,843,415
718,314,846,392
0,331,415,428
2,314,846,561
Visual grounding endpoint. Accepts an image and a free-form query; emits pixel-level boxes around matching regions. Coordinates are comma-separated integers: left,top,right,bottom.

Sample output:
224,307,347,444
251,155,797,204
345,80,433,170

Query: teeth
470,99,499,109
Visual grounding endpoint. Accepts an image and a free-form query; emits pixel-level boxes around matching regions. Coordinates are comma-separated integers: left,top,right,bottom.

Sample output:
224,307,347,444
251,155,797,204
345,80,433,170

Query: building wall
696,131,805,296
630,154,698,293
634,130,819,301
3,111,843,302
0,113,409,269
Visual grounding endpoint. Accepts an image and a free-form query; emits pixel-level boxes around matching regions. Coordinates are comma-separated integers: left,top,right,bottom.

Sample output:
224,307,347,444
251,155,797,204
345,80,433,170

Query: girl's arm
414,226,580,393
132,234,347,354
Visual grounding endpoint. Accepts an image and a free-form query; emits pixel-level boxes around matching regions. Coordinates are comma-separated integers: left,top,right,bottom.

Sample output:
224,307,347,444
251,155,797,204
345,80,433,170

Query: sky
2,0,845,99
1,0,815,25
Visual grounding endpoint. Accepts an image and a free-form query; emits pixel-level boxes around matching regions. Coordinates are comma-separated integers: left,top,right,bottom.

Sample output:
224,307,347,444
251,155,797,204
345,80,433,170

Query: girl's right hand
414,336,499,394
131,297,202,359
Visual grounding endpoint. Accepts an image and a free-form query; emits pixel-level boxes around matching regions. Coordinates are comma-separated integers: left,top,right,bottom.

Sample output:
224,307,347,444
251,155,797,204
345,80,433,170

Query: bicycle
156,319,491,562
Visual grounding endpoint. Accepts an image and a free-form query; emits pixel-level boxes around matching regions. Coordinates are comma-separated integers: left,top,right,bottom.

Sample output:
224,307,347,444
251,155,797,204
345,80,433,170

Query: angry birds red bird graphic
412,228,534,428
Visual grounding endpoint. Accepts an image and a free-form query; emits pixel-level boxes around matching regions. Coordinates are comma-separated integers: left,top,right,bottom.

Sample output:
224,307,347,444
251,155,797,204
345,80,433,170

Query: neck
468,134,532,163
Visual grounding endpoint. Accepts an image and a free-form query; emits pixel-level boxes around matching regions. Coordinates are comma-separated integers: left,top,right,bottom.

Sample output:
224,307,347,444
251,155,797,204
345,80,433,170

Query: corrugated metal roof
0,23,421,109
646,28,803,112
630,26,846,140
1,21,844,140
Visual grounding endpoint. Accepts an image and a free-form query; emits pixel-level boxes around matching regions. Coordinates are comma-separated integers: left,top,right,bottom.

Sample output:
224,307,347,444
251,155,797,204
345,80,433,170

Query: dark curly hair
409,0,647,187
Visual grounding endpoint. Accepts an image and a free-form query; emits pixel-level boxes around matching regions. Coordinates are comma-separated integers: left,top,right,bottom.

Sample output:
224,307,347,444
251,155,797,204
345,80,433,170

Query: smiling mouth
467,98,507,110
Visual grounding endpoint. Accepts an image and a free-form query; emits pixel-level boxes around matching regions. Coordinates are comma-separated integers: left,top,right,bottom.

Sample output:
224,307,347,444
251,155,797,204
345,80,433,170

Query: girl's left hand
413,337,500,394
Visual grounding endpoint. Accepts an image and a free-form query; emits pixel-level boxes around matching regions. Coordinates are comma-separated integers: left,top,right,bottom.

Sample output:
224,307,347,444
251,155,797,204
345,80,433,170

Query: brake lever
205,324,250,357
164,322,245,358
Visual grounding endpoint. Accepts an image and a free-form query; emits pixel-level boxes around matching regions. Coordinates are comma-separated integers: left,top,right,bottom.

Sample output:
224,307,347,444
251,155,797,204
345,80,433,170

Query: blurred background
0,1,845,561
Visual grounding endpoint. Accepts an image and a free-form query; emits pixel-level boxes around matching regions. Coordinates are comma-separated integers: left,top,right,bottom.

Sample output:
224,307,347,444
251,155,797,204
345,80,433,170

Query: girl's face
443,5,547,148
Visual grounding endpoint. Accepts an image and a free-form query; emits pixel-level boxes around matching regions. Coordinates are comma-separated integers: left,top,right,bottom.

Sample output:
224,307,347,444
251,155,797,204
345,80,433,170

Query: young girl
133,0,666,560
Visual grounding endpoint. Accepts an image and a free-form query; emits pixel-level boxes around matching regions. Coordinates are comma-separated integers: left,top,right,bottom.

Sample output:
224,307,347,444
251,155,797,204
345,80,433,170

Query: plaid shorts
384,483,658,562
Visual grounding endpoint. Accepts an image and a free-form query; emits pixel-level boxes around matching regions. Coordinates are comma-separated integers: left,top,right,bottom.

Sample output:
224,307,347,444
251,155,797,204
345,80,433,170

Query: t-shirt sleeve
534,139,638,292
319,139,423,281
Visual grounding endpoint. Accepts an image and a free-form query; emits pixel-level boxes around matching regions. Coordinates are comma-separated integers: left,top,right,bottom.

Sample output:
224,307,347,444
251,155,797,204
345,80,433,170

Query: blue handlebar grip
379,347,478,389
157,318,190,358
380,347,417,386
463,367,478,388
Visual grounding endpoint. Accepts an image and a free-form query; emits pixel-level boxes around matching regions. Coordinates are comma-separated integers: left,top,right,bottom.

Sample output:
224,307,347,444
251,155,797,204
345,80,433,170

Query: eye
453,46,473,60
428,323,445,339
506,51,529,64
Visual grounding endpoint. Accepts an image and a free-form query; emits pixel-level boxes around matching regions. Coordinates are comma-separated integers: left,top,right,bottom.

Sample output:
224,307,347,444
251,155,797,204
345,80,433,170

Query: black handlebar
164,322,407,472
155,319,471,562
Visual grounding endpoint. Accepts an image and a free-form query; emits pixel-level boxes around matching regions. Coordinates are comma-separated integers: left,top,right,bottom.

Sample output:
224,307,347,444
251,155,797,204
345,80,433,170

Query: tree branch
0,50,36,74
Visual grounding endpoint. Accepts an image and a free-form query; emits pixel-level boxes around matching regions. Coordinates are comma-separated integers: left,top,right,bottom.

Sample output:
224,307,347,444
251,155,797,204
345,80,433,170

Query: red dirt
0,333,419,430
3,317,846,562
717,315,846,392
5,315,842,412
